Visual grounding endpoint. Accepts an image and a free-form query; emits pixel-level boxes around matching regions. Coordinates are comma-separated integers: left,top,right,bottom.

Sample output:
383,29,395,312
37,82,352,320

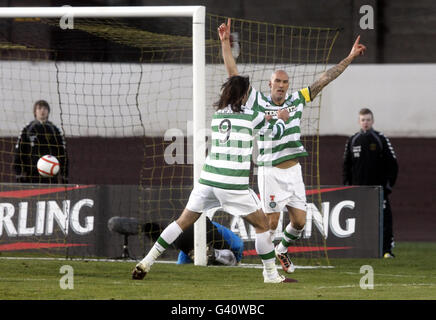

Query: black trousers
383,196,394,254
174,218,231,255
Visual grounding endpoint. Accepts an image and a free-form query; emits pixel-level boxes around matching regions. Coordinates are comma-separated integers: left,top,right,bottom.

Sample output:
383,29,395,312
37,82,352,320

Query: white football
37,155,60,177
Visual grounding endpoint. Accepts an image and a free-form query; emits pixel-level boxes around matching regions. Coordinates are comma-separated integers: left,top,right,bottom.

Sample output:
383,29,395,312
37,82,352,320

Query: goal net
0,7,339,266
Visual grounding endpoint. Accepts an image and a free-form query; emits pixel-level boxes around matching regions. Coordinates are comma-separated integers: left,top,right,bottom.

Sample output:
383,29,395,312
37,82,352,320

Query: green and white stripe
199,106,285,190
245,87,310,166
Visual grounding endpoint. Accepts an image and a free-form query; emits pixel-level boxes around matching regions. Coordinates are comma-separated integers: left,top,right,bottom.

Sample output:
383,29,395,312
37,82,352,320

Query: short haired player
219,18,366,273
132,75,294,283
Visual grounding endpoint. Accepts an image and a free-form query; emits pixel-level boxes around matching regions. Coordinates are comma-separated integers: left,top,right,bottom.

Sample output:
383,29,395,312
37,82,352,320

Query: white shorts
258,163,307,214
185,183,261,217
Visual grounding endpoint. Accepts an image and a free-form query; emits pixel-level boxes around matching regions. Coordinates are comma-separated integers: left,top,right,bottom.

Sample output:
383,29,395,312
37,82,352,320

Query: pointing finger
354,35,361,46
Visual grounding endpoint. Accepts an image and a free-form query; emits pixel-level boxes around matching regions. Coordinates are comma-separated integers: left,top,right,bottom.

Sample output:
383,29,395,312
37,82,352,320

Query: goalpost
0,6,339,267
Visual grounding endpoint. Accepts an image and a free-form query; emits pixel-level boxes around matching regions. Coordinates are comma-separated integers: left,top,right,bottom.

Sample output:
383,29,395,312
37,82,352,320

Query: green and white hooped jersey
199,106,285,190
244,86,312,166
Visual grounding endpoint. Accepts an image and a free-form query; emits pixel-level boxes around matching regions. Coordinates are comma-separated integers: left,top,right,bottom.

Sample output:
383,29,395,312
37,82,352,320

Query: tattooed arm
309,36,366,100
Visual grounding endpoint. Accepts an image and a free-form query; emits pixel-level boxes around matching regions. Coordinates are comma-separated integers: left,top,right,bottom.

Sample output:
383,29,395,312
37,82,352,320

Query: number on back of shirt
218,119,232,144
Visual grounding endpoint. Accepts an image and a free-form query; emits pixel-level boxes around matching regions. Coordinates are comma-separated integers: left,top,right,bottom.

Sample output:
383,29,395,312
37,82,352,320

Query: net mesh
0,13,339,265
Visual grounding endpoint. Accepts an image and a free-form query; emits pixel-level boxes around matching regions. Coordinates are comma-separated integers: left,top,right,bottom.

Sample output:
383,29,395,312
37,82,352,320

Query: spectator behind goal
343,108,399,258
13,100,69,184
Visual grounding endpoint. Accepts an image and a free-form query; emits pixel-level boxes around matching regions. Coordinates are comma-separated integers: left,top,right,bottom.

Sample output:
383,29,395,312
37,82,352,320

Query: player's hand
218,18,231,42
348,35,367,59
277,108,290,122
264,114,273,122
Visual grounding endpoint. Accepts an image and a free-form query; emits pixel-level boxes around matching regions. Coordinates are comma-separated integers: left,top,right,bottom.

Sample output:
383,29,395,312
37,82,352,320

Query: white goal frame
0,6,208,265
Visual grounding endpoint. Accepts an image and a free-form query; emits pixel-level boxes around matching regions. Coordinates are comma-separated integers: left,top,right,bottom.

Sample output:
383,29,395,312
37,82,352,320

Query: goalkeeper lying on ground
144,216,243,266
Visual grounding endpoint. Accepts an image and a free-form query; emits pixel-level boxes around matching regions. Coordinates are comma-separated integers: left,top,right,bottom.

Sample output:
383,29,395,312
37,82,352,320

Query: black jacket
343,129,398,195
13,119,68,184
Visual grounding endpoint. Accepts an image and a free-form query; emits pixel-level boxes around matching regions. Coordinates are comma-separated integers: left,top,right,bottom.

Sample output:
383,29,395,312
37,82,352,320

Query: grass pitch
0,242,435,300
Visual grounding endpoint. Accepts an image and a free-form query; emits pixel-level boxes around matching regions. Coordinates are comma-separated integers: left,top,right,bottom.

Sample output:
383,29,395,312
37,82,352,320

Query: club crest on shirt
269,195,276,208
29,135,37,147
352,145,361,158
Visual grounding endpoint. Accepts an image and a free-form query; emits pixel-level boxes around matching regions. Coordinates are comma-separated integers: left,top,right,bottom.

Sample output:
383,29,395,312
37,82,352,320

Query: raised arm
309,36,367,100
218,18,239,77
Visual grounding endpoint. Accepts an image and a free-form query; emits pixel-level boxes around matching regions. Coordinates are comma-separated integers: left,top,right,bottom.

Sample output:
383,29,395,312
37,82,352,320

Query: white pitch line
315,283,436,290
0,256,137,263
0,256,334,270
237,263,334,270
340,271,431,279
0,277,49,281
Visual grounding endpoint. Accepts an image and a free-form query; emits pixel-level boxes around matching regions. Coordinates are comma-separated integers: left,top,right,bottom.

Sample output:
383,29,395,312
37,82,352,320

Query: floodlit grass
0,242,435,300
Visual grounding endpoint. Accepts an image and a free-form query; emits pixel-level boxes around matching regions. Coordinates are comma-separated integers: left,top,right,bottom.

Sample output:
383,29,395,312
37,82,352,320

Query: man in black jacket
13,100,68,184
343,108,398,258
